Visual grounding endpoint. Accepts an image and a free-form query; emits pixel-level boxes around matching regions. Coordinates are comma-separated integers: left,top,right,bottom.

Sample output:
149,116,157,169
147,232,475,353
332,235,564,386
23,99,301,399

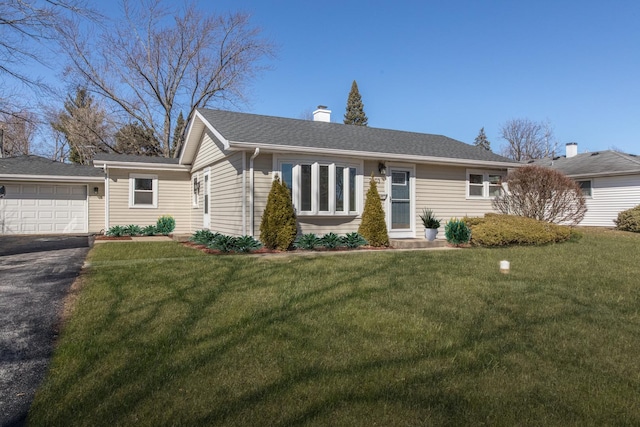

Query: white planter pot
424,228,438,241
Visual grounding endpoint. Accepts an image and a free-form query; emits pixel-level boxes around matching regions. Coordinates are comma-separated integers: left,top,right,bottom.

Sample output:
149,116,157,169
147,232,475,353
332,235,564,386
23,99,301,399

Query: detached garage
0,155,105,235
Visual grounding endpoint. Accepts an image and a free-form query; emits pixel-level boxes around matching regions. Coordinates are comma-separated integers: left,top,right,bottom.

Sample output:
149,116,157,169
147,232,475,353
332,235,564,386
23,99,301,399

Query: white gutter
226,141,521,169
0,174,104,183
92,160,190,172
249,147,260,237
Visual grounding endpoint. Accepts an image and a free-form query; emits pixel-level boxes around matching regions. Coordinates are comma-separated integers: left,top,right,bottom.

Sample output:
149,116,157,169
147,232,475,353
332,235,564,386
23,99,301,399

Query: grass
29,229,640,426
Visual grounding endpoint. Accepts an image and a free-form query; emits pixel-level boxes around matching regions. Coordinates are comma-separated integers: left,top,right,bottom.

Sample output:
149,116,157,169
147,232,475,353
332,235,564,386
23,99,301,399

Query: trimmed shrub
614,205,640,232
156,215,176,235
260,175,297,250
466,213,572,246
341,232,367,248
358,175,389,247
294,233,320,250
445,219,471,246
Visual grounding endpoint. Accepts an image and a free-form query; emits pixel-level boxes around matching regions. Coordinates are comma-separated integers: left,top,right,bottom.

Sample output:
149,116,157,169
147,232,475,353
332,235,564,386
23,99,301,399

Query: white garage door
0,183,88,234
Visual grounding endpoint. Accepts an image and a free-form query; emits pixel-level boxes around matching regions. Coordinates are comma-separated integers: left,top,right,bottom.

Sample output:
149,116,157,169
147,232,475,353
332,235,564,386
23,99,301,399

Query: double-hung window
466,170,505,199
577,180,592,197
129,173,158,208
279,160,360,215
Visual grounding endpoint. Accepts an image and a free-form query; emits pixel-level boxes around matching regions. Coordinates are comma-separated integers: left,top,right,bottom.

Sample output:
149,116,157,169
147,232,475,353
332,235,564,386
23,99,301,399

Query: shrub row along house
2,107,522,236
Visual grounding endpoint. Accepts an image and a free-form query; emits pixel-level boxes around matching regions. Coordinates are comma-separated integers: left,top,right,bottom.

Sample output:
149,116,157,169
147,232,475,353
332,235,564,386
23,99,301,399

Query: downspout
241,151,247,235
249,148,260,237
104,165,109,233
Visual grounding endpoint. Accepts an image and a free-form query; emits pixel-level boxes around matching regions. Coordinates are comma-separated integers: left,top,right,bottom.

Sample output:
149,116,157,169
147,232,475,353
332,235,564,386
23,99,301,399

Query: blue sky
88,1,639,155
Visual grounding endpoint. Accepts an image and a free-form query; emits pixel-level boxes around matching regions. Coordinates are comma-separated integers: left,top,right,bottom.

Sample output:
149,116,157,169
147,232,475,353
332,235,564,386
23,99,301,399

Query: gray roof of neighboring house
531,150,640,177
197,109,517,164
93,153,180,164
0,155,104,177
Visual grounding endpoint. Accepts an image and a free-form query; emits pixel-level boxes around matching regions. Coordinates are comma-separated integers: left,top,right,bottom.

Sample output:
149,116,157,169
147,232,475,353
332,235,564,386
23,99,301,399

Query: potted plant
419,208,441,241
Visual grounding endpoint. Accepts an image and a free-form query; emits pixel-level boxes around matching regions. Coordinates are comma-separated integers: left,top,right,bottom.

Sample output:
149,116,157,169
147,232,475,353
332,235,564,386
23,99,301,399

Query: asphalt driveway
0,235,91,427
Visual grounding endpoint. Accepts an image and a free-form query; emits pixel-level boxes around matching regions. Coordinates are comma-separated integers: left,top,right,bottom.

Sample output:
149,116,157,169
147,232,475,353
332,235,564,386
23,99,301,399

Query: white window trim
466,169,505,199
129,173,158,208
274,155,363,216
576,179,593,198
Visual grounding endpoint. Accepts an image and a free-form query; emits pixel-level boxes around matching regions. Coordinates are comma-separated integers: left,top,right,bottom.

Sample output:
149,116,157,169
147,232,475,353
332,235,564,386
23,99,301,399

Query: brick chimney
313,105,331,122
566,142,578,158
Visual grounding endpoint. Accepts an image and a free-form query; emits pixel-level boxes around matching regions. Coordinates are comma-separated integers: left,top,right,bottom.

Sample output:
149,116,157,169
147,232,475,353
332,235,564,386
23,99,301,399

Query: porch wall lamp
378,162,387,176
93,187,99,195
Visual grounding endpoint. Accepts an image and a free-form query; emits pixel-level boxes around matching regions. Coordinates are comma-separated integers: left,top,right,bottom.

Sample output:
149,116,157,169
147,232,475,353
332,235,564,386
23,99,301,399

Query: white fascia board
0,174,104,183
93,160,190,172
567,170,640,179
227,141,521,169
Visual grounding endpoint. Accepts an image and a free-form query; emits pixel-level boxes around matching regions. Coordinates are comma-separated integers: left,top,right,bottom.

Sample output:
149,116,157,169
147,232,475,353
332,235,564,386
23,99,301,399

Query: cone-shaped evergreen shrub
260,175,297,250
358,175,389,247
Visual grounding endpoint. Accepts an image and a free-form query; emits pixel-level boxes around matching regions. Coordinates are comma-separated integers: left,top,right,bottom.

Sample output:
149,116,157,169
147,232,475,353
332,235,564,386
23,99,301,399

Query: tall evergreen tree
343,80,368,126
474,127,491,151
171,112,186,157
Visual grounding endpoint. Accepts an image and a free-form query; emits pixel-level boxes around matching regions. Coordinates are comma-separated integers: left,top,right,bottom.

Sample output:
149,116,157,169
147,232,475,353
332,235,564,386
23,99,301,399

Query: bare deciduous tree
499,118,558,161
0,110,38,157
493,165,587,225
58,0,274,157
0,0,96,114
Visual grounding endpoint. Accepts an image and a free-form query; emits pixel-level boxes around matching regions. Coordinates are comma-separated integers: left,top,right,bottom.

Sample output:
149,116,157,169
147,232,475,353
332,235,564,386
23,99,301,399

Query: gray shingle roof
198,109,517,164
93,153,180,164
0,155,104,177
532,150,640,177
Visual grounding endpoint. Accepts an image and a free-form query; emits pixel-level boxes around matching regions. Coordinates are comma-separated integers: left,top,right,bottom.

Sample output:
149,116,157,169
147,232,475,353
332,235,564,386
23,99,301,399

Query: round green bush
614,205,640,233
465,214,571,246
445,218,471,246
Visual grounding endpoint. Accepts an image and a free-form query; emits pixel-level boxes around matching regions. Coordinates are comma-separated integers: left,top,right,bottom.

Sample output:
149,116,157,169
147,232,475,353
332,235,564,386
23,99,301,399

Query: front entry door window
391,170,411,230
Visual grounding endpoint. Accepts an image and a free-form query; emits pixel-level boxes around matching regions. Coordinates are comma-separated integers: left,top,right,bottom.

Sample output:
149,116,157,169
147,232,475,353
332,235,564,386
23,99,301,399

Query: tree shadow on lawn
29,252,640,426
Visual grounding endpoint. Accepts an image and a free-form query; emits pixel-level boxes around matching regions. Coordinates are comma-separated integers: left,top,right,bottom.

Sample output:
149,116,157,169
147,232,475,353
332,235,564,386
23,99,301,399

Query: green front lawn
29,229,640,426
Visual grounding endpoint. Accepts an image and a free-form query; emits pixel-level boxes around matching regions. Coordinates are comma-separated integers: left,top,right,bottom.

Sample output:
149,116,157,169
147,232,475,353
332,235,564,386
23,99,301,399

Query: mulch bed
182,241,394,255
95,236,133,241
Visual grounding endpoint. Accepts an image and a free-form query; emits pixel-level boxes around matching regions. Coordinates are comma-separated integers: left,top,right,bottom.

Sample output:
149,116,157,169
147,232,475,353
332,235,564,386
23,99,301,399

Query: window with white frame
577,180,592,197
466,170,505,199
278,160,360,215
129,174,158,208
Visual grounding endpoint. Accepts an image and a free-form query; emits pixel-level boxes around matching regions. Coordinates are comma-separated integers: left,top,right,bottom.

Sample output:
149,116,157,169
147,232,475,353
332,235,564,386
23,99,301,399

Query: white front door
387,168,415,238
203,172,211,229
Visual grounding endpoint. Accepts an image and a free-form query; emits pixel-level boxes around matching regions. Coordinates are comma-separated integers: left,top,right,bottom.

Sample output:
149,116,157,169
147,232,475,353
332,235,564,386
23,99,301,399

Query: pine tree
260,175,297,250
343,80,368,126
171,112,185,157
474,127,491,151
358,175,389,247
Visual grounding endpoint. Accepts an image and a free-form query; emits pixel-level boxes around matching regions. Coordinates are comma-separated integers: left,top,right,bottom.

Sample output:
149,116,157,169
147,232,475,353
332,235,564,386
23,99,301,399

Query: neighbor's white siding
107,169,191,233
581,174,640,227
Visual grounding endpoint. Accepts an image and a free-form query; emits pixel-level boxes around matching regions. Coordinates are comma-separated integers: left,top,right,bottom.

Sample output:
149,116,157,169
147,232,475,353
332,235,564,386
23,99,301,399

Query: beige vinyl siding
88,183,105,233
210,152,244,236
297,217,360,235
192,130,228,171
107,169,191,233
251,153,273,238
581,174,640,226
415,164,499,235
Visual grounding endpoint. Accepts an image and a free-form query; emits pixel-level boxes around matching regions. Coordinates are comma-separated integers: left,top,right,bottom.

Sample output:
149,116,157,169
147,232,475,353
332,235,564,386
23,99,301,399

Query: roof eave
0,174,104,183
93,160,189,172
566,170,640,179
179,110,230,165
227,141,521,169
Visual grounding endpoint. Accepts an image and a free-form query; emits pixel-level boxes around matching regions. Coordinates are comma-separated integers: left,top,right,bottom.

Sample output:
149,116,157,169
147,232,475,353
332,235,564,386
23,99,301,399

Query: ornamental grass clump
190,229,220,245
341,232,367,248
294,233,320,250
123,224,143,236
358,175,389,247
105,225,125,237
614,205,640,233
319,232,342,249
260,175,297,250
156,215,176,235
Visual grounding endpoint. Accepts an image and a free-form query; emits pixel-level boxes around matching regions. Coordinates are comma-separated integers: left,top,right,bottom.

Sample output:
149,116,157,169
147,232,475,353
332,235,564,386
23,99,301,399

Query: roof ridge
610,150,640,166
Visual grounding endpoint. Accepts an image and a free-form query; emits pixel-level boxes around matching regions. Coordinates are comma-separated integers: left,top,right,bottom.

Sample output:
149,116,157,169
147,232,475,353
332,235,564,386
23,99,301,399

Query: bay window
278,160,360,215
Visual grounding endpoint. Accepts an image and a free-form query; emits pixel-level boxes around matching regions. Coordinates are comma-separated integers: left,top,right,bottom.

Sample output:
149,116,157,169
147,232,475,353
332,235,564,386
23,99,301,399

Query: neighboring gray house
534,142,640,227
0,155,105,234
2,107,521,236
